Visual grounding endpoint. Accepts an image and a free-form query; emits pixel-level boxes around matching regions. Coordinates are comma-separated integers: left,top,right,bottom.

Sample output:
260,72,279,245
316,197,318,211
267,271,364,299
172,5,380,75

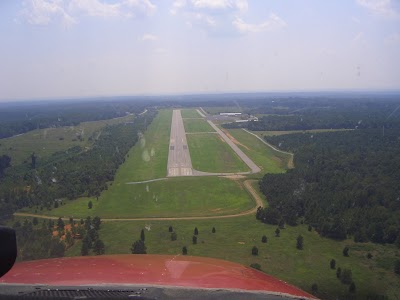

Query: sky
0,0,399,101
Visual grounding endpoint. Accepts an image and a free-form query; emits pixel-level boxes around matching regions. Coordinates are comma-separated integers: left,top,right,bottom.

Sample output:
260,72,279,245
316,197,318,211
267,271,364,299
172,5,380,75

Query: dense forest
0,110,156,220
223,96,400,131
0,100,147,139
12,216,103,261
257,128,400,245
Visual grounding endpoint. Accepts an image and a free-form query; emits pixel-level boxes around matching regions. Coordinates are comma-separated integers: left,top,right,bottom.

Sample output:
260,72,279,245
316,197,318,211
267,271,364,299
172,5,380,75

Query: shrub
250,263,261,270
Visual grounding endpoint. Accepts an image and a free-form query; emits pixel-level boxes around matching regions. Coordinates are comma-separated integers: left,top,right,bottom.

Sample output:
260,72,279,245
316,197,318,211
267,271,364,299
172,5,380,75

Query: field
204,106,242,114
115,110,172,182
224,128,292,173
183,119,215,133
60,215,400,299
12,107,400,299
181,109,201,118
187,133,249,173
27,176,254,218
0,114,135,166
252,128,352,138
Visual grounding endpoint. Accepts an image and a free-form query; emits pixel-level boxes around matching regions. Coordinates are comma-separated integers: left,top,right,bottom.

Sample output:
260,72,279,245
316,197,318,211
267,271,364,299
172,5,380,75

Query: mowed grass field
252,128,353,138
180,109,201,118
22,109,256,218
25,176,254,218
204,106,242,114
61,215,400,299
115,110,172,182
187,133,249,173
0,114,135,166
224,128,292,173
183,119,215,133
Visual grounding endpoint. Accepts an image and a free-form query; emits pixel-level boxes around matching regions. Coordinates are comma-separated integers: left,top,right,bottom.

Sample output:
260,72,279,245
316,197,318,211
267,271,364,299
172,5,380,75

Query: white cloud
123,0,156,16
170,0,248,34
191,0,247,12
69,0,121,18
170,0,187,15
233,13,286,34
353,32,365,43
20,0,156,26
192,12,216,26
235,0,248,13
171,0,247,14
192,0,232,10
356,0,399,18
141,33,158,41
21,0,76,25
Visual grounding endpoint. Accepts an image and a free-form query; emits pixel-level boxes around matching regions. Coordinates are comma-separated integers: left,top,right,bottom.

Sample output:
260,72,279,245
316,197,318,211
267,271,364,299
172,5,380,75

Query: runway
167,110,193,176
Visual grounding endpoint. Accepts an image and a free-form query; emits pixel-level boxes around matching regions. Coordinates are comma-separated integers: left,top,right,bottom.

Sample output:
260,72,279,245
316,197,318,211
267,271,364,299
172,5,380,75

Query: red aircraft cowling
0,254,316,299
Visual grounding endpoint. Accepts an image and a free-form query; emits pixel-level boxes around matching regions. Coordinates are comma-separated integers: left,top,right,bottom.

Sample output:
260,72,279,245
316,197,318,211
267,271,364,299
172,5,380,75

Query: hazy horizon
1,0,399,101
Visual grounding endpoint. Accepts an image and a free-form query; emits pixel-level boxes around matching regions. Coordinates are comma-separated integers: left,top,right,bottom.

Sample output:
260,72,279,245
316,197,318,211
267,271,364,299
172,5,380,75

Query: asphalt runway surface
167,110,193,176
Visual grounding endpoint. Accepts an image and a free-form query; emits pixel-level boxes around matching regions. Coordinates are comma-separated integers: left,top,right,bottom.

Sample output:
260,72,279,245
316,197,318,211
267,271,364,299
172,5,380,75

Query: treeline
222,97,400,131
0,100,147,139
257,129,400,245
12,216,103,261
0,110,156,219
0,155,11,177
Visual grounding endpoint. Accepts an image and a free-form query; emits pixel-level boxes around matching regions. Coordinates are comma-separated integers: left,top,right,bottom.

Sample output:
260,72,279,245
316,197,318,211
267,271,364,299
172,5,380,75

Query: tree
336,267,342,278
88,200,93,209
212,227,216,233
343,246,349,257
171,232,177,241
330,259,336,269
94,239,105,255
194,227,199,235
296,235,303,250
250,263,261,270
349,282,356,293
84,217,92,230
394,260,400,275
341,269,352,284
92,216,101,230
192,235,197,244
182,246,187,255
131,240,146,254
275,228,280,237
169,226,173,232
140,229,145,242
0,154,11,177
279,219,285,229
87,227,98,242
31,152,36,169
395,235,400,249
33,217,38,226
252,246,258,256
81,238,90,256
261,235,267,243
57,217,64,230
49,239,65,258
311,283,318,294
65,231,73,247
